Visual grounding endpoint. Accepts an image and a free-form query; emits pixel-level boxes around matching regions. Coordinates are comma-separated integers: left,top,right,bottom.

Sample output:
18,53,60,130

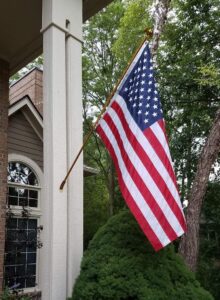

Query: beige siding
8,111,43,169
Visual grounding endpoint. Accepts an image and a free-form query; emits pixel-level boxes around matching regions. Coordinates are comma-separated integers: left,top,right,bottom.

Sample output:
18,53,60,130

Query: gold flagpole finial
144,28,153,39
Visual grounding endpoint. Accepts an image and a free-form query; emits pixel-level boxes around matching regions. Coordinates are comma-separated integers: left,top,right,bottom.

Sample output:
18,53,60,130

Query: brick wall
9,68,43,114
0,59,9,292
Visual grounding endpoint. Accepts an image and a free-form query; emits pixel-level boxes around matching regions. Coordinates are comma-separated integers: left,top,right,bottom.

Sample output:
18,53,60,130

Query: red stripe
144,127,177,185
144,120,179,191
111,101,186,231
103,112,178,241
96,124,163,251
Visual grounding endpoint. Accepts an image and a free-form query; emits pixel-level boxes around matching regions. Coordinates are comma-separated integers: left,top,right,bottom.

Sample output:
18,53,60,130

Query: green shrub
72,210,213,300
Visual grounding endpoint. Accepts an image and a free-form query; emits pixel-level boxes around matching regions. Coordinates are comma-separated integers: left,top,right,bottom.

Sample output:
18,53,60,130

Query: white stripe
114,94,182,210
105,107,184,235
99,118,170,246
150,122,173,163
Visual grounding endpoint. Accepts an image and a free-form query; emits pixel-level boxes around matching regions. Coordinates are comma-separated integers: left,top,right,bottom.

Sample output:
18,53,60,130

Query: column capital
41,22,83,44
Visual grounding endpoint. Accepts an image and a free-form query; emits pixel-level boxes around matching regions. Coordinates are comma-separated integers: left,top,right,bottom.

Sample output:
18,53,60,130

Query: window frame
5,154,43,293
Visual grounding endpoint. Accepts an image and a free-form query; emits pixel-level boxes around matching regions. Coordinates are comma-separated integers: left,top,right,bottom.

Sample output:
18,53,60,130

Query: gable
8,111,43,170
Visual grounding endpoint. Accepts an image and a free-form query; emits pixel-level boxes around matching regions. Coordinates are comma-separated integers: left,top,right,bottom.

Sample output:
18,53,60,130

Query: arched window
7,162,39,208
4,158,42,290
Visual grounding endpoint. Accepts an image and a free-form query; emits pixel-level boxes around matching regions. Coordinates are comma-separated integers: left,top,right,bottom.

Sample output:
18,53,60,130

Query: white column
40,1,83,299
66,4,83,295
40,25,68,300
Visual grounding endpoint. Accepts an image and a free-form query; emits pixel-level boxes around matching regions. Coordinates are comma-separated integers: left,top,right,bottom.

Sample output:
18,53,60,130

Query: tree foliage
83,0,126,246
72,210,213,300
197,182,220,300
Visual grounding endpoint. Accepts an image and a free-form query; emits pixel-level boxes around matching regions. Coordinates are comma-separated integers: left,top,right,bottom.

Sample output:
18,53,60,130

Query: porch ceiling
0,0,113,75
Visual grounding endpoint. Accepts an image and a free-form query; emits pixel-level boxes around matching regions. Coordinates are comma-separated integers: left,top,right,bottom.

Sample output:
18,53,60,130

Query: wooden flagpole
60,30,153,190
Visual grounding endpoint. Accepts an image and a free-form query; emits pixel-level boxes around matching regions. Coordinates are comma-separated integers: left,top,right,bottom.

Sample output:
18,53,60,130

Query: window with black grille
4,161,41,290
4,218,37,289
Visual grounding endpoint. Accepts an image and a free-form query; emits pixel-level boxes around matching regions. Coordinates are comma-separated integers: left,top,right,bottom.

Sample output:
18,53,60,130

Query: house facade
0,1,114,299
4,68,97,297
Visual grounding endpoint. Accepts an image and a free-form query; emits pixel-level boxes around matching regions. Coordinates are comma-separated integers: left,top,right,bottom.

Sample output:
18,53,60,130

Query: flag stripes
96,125,169,250
112,95,185,222
96,42,186,250
97,93,186,250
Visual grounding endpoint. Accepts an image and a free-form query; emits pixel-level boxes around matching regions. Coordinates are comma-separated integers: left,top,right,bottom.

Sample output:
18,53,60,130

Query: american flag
96,42,186,251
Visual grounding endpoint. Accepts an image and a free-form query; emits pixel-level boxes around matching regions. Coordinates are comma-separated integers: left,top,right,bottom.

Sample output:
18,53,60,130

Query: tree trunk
151,0,171,55
179,108,220,271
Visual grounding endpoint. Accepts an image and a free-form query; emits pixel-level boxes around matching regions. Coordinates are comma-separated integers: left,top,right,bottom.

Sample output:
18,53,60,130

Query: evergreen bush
72,210,213,300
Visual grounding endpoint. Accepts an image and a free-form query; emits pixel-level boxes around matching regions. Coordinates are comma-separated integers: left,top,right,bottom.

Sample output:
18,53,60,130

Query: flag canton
119,45,163,131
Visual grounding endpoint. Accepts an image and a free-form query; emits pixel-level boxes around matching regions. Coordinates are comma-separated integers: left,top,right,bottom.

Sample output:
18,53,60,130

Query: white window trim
6,153,43,293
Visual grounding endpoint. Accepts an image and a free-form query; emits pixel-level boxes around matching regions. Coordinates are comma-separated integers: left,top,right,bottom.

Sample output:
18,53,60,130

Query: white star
144,119,149,123
139,102,143,107
149,73,153,78
160,109,163,113
154,97,158,101
153,104,158,109
129,97,133,102
141,80,145,85
138,110,142,114
130,90,134,95
140,88,144,92
147,96,151,100
129,78,133,83
149,81,153,85
154,90,158,94
138,67,141,72
146,104,150,108
137,75,140,79
150,66,153,70
124,87,128,92
141,73,146,78
134,69,137,74
145,111,149,116
143,58,147,63
139,95,144,100
152,112,158,117
136,82,139,86
147,88,152,93
144,51,147,56
133,103,137,107
135,89,138,93
143,66,147,70
134,96,138,100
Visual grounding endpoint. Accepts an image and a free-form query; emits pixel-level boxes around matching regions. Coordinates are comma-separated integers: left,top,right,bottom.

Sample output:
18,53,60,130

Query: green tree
82,0,126,245
197,182,220,299
72,210,213,300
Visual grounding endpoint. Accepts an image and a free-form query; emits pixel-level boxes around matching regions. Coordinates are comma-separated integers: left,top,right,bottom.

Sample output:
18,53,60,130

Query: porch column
66,3,83,296
41,1,83,299
0,59,9,291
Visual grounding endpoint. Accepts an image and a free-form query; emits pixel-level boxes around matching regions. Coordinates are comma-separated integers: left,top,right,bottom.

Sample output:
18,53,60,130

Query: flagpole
60,29,153,190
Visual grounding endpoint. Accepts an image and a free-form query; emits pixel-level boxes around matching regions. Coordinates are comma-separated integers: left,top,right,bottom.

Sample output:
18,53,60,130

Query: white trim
8,153,43,211
8,154,43,184
9,97,43,126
